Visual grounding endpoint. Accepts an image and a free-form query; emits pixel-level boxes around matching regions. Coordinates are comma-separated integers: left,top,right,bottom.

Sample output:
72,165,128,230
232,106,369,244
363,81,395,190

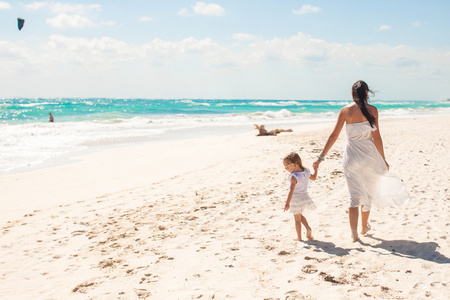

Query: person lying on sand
254,124,293,136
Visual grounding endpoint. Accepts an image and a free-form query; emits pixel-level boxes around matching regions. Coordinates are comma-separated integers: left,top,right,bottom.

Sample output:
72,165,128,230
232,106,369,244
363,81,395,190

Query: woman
313,80,409,242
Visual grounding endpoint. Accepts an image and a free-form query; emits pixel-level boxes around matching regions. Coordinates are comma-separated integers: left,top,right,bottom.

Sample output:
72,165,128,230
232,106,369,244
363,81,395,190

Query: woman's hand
284,202,290,212
385,161,390,171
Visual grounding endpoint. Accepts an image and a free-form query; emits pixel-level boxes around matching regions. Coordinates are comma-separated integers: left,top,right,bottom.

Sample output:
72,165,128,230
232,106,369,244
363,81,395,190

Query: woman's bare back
343,103,377,124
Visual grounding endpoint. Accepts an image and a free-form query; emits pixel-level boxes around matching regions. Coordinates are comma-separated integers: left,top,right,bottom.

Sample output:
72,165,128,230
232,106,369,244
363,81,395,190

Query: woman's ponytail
352,81,375,128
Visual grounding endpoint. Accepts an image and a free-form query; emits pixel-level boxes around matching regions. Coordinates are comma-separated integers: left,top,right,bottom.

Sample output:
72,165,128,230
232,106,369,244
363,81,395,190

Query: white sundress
343,121,410,212
288,170,317,215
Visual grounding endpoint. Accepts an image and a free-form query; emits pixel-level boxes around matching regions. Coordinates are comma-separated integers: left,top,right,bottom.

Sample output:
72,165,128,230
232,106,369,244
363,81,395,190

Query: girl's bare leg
301,215,313,240
360,206,371,235
294,214,303,241
349,207,359,242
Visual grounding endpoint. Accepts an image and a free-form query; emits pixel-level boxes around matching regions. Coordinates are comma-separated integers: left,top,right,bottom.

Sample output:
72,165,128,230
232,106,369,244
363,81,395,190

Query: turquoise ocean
1,98,449,173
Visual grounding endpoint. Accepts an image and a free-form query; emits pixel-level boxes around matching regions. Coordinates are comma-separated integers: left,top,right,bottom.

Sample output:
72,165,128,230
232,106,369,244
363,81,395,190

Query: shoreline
2,124,256,176
1,116,449,299
1,103,449,175
2,113,442,176
1,120,330,176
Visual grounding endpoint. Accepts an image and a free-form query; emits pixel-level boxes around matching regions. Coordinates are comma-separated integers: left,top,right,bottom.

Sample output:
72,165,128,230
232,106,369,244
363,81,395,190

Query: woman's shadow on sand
305,237,449,263
359,236,450,264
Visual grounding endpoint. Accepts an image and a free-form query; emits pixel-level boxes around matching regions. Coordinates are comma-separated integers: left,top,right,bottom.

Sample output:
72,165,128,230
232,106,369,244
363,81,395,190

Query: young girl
283,152,318,241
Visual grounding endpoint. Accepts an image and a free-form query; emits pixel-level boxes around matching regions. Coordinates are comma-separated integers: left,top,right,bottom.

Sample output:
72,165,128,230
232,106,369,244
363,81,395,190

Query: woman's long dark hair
352,80,375,128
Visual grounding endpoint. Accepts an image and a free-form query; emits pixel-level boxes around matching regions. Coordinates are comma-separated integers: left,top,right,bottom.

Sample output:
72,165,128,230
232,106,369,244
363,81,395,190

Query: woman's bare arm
313,108,346,168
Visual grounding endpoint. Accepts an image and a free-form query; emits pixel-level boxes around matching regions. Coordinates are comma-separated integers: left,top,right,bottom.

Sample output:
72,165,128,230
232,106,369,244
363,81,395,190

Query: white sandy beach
1,116,449,299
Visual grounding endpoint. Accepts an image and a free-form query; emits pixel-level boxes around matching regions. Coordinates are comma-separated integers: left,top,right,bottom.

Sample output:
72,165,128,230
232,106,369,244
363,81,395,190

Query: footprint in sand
302,265,318,274
285,290,312,299
72,280,99,293
134,289,151,298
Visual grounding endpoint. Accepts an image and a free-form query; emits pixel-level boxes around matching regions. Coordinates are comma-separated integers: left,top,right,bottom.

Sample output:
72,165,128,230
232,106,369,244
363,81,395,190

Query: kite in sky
17,18,25,30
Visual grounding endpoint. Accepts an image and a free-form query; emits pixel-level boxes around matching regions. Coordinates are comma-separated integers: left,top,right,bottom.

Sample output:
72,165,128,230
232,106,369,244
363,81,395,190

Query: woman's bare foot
361,223,371,235
293,238,304,242
351,230,359,243
306,228,314,240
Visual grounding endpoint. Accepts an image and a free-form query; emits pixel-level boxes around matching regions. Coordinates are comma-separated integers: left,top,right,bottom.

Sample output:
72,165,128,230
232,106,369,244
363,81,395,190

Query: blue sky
1,1,449,100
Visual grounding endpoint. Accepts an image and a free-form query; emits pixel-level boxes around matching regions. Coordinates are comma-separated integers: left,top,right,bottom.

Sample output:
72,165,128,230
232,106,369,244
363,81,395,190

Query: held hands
313,162,319,171
313,159,322,169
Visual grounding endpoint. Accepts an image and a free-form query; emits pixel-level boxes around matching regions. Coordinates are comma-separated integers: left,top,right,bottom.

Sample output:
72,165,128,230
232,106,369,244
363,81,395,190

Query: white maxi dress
287,170,316,215
343,121,410,212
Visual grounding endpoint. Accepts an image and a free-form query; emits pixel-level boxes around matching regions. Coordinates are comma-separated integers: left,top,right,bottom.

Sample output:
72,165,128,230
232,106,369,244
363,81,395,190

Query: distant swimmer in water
49,112,54,122
254,124,293,136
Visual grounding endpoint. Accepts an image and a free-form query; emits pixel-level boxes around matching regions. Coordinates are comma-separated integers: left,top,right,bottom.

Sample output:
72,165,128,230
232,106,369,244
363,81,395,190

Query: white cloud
377,25,391,31
50,3,101,14
232,33,258,41
41,35,133,65
20,32,446,72
46,14,94,28
0,40,43,77
36,35,223,66
178,8,190,17
0,41,35,60
25,2,47,10
2,32,449,98
412,21,423,28
26,2,111,28
393,57,421,68
0,1,11,9
293,5,320,15
4,31,447,74
100,21,116,26
221,32,450,74
193,2,224,16
139,16,153,22
25,2,101,14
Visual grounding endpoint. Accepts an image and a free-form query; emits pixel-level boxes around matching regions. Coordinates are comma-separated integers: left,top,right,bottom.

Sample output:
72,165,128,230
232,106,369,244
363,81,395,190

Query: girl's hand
284,202,290,212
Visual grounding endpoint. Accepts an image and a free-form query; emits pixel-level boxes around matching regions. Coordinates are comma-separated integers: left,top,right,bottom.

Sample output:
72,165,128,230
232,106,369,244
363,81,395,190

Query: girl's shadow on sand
306,240,353,256
360,236,450,264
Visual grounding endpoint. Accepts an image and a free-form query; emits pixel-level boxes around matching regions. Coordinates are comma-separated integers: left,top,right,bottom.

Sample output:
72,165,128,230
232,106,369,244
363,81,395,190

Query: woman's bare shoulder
341,103,354,111
339,105,349,117
366,104,378,115
342,103,359,114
